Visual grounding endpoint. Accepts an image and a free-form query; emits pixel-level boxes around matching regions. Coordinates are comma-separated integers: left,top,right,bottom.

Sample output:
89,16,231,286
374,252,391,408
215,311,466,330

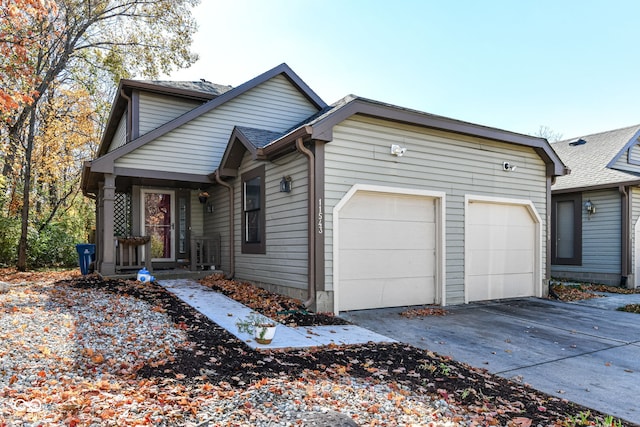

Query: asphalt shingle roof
142,80,233,97
234,127,283,149
551,124,640,191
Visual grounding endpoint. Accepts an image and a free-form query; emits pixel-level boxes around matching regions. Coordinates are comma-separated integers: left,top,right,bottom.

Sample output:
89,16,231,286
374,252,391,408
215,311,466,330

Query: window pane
144,192,172,259
245,177,261,211
246,211,260,243
557,200,574,258
179,196,187,254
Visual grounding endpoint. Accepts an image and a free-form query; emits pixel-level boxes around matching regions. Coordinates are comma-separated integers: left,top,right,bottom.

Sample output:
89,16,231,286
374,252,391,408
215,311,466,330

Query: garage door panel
467,202,537,302
340,276,436,312
340,249,435,280
468,224,535,250
468,249,534,275
468,203,533,226
341,192,435,222
467,273,535,302
340,219,436,250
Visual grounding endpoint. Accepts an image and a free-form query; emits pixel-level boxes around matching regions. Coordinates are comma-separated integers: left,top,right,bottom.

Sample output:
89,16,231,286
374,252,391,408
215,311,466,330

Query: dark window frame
551,193,582,265
241,165,266,254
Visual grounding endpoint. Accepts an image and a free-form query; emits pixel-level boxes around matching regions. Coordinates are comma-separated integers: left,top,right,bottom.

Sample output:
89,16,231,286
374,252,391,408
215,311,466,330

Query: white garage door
466,201,537,302
337,191,437,311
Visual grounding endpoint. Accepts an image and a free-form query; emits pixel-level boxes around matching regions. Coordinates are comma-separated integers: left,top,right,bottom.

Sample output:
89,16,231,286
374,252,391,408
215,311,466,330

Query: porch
112,234,221,275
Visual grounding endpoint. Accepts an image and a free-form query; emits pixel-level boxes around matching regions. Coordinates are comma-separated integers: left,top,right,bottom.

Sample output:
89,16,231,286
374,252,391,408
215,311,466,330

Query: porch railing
115,237,153,273
190,234,221,271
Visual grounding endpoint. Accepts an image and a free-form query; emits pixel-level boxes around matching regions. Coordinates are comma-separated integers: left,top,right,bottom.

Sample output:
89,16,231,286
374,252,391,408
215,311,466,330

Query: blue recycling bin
76,244,95,275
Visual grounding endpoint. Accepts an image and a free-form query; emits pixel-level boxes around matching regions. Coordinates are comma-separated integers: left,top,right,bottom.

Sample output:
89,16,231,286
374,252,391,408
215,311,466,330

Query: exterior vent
569,138,587,146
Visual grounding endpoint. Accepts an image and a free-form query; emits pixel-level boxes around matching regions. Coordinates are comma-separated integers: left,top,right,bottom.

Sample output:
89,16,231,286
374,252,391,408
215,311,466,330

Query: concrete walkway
158,279,395,350
341,297,640,425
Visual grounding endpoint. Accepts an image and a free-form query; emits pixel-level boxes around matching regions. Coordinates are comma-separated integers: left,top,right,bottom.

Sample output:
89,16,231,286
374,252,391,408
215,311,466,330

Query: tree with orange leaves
0,0,54,118
0,0,200,270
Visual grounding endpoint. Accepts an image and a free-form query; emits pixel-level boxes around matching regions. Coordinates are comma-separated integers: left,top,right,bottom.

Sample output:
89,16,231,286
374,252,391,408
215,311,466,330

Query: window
551,194,582,265
241,166,265,254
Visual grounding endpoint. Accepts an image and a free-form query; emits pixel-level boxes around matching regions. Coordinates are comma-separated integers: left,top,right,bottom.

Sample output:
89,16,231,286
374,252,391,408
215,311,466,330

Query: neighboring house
551,125,640,287
82,63,567,313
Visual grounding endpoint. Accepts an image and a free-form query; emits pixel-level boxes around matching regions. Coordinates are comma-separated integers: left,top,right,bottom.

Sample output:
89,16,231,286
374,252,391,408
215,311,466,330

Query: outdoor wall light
502,161,517,172
585,200,596,215
390,144,407,157
280,176,292,193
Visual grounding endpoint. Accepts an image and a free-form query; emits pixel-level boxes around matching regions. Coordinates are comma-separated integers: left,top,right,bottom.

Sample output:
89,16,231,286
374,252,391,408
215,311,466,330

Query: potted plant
236,312,277,344
198,191,209,204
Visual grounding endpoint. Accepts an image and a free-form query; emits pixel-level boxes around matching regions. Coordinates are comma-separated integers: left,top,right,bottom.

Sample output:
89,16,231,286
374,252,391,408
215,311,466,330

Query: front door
142,189,175,262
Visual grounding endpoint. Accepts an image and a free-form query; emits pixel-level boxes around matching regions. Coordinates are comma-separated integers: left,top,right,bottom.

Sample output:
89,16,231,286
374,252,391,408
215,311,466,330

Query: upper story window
241,165,266,254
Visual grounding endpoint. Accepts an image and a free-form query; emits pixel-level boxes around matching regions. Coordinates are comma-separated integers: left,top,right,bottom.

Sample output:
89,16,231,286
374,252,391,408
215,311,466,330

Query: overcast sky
164,0,640,140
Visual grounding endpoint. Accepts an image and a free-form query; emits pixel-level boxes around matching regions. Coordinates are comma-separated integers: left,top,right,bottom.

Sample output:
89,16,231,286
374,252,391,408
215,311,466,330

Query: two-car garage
334,186,541,312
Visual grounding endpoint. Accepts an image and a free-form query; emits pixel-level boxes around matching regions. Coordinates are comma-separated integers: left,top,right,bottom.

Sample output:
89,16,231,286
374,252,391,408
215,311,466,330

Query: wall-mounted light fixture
280,176,292,193
390,144,407,157
206,202,214,214
502,161,517,172
585,200,596,216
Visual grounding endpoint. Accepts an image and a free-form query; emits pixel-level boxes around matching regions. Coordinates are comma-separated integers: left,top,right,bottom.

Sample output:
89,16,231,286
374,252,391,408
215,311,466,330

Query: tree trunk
17,108,36,271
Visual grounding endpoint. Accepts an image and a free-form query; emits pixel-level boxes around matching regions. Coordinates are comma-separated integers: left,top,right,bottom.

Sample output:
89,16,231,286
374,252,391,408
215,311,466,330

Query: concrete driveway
341,296,640,425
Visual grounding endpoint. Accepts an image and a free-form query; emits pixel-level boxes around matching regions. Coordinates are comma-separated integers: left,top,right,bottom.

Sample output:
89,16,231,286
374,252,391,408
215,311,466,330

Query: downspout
215,170,235,279
296,137,316,308
620,185,630,288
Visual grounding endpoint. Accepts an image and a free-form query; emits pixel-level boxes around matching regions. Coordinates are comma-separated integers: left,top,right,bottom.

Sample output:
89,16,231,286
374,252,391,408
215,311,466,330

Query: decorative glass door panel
142,190,175,261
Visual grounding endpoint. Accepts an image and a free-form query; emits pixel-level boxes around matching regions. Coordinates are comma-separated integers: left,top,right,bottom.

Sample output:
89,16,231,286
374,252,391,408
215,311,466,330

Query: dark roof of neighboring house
139,80,233,97
551,124,640,192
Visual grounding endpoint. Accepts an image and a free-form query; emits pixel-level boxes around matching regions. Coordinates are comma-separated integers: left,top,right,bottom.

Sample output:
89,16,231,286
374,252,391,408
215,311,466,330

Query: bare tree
534,125,563,142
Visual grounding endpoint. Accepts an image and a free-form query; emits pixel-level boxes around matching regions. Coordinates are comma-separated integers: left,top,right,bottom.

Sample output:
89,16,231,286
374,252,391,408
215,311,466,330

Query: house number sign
317,198,323,234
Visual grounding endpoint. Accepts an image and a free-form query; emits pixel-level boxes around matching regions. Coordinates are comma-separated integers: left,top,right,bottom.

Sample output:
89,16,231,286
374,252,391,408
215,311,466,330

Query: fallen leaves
199,274,347,327
400,306,449,318
550,281,640,302
0,271,626,427
550,284,602,302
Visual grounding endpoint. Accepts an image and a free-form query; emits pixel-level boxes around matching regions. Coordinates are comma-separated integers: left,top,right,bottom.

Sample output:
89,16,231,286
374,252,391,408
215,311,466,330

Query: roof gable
551,124,640,192
90,64,327,175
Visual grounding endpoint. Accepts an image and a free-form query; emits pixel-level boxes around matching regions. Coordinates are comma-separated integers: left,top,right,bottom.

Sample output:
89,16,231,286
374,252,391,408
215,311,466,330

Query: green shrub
27,222,80,268
0,216,20,266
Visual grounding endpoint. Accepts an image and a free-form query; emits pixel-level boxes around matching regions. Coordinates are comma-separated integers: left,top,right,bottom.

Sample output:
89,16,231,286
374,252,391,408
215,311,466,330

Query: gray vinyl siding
324,115,548,305
551,189,621,278
206,182,232,273
137,92,202,136
612,142,640,174
629,144,640,166
206,150,309,289
190,191,204,238
115,75,319,175
631,186,640,285
108,114,128,152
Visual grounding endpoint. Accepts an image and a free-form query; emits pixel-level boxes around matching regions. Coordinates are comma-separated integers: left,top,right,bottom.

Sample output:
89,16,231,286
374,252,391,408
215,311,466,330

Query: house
82,63,568,313
550,125,640,288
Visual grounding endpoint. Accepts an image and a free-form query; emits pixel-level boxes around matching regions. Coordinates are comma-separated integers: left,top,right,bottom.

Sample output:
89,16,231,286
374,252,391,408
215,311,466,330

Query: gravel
0,278,467,426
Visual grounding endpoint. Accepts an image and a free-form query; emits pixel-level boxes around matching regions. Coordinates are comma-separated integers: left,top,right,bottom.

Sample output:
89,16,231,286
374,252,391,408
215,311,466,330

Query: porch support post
100,174,116,275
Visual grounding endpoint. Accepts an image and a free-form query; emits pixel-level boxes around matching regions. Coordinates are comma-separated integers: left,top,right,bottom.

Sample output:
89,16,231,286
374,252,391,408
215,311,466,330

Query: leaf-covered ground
0,270,632,426
550,281,640,303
